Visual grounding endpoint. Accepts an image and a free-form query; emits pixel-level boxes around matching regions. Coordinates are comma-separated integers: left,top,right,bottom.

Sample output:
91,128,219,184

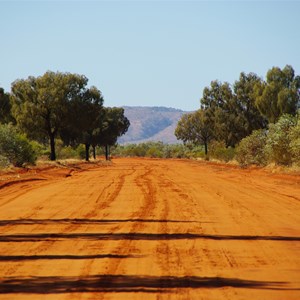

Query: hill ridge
118,106,188,144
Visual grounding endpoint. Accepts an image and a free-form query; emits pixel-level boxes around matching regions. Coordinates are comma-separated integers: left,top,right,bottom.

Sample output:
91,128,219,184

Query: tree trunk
49,133,56,161
105,145,109,161
204,142,208,155
85,143,90,161
92,145,96,159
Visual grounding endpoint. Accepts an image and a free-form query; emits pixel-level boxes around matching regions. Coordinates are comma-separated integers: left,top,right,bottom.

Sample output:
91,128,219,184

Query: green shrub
265,114,296,165
235,130,267,166
58,146,78,159
209,141,235,162
146,147,163,158
288,115,300,165
76,144,86,160
0,124,37,167
30,140,47,157
0,155,10,168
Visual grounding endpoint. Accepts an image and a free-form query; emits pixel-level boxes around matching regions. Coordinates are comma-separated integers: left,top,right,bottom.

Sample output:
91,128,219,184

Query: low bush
76,144,87,160
112,142,187,158
0,155,10,168
265,115,296,166
288,115,300,165
0,124,37,167
57,145,78,159
235,130,267,166
209,141,235,162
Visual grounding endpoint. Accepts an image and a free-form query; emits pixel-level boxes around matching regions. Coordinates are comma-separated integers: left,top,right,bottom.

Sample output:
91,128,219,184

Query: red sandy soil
0,158,299,299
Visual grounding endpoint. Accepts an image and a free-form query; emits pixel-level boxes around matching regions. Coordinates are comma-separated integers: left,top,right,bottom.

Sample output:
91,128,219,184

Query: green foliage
0,88,14,124
29,140,48,157
112,142,206,159
54,140,78,159
289,115,300,165
76,144,87,160
235,130,267,166
146,147,163,158
97,107,130,160
236,114,300,167
99,107,130,146
233,72,267,135
0,124,36,167
0,155,10,168
58,146,79,159
254,65,300,123
175,109,213,154
265,114,297,165
10,71,97,161
5,65,299,167
61,85,104,161
209,141,235,162
200,76,267,148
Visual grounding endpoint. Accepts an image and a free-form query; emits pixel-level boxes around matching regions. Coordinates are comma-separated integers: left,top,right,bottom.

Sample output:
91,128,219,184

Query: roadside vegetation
1,65,299,169
0,73,129,167
175,65,300,168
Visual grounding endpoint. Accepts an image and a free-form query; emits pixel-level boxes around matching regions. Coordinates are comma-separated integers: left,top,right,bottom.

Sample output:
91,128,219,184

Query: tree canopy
61,86,104,161
0,88,14,124
175,109,212,155
176,65,299,156
11,71,100,160
254,65,300,123
98,107,130,160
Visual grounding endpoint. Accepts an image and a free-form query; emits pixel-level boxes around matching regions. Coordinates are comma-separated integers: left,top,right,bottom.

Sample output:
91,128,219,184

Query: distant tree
233,72,267,135
0,88,14,124
254,65,300,123
62,86,104,161
175,109,213,155
200,80,243,147
200,76,269,147
10,71,89,161
97,107,130,160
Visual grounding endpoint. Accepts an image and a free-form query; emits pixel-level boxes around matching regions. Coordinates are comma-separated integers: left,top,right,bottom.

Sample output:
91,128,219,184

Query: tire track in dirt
0,165,136,278
56,162,158,300
83,163,158,300
65,165,141,300
154,166,208,300
34,165,136,244
165,166,260,275
0,158,299,300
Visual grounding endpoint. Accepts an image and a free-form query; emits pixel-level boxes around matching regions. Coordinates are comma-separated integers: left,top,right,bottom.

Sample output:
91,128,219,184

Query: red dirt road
0,158,299,299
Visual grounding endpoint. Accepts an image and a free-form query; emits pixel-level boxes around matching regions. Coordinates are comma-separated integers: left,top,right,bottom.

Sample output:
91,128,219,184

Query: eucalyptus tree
96,107,130,160
233,72,267,136
63,86,104,161
254,65,300,123
0,88,14,124
175,109,213,155
200,80,242,147
10,71,90,160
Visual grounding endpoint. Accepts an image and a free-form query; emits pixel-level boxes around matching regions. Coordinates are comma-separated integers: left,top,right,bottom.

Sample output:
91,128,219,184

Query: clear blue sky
1,1,300,111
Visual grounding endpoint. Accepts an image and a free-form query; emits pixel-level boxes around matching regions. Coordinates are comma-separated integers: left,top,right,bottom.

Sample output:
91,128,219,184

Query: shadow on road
0,232,299,242
0,218,202,226
0,254,139,261
0,274,291,294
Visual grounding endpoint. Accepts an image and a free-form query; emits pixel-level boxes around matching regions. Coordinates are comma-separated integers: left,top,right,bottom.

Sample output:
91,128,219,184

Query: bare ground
0,158,299,299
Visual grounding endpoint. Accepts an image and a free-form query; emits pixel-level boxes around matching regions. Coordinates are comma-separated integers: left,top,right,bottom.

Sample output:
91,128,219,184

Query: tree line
0,71,130,165
175,65,300,165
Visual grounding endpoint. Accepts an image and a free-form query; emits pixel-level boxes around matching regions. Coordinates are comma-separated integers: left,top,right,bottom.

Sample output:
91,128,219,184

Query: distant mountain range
118,106,189,144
